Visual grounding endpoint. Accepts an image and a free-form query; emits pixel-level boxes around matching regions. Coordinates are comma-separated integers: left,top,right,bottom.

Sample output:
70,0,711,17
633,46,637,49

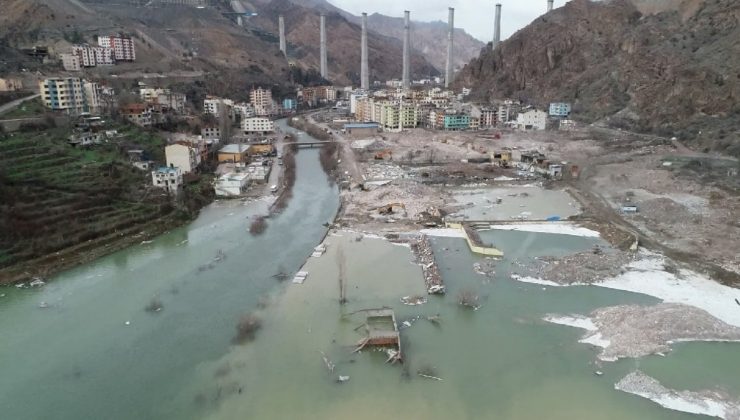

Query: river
0,119,339,420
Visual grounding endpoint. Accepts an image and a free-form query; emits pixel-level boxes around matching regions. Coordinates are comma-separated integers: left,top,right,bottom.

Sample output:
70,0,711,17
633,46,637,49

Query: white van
270,185,278,193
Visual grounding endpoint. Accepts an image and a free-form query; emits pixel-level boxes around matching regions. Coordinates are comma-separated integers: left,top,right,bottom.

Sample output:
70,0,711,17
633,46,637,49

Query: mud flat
615,371,740,420
545,303,740,361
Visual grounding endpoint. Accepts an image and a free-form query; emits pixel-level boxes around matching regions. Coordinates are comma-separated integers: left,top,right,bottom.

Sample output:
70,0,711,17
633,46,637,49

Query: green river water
1,119,738,419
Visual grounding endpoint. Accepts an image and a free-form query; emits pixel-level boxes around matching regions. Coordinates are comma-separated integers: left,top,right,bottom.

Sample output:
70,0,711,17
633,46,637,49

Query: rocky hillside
253,0,485,74
0,0,292,87
456,0,740,157
248,0,440,85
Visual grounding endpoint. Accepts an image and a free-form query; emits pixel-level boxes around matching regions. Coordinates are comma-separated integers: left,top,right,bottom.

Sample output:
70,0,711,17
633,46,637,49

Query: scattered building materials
353,309,402,363
411,235,445,294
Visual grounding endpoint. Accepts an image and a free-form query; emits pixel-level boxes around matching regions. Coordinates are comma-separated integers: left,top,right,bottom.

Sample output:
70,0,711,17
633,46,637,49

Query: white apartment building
516,109,548,130
165,143,200,174
98,35,136,61
242,117,274,134
204,97,234,117
151,167,182,194
140,88,186,113
61,53,81,71
39,78,98,114
72,45,114,67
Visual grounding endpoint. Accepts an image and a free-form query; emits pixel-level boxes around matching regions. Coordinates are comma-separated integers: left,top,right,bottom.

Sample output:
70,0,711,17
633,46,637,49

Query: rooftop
219,144,248,154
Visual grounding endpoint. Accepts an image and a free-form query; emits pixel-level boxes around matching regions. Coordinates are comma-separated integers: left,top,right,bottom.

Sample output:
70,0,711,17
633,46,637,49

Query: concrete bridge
282,141,336,149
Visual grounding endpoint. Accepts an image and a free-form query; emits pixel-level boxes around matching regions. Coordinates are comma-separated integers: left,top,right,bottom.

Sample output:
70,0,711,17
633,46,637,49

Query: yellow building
218,144,250,163
248,144,274,156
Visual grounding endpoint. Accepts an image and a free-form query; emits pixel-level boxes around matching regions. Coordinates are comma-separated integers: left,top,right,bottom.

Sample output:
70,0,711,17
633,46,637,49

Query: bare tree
336,245,347,305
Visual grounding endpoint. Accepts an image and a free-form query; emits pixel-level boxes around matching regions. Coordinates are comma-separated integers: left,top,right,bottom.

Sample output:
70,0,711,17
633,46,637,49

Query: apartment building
242,117,275,134
203,97,234,117
61,53,81,71
39,78,99,115
98,35,136,61
72,45,114,67
250,88,274,116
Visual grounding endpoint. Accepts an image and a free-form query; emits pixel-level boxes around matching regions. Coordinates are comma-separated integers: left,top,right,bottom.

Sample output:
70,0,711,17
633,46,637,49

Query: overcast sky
326,0,569,42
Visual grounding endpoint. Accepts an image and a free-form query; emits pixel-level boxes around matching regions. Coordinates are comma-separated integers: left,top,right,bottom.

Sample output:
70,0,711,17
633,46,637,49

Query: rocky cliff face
456,0,740,157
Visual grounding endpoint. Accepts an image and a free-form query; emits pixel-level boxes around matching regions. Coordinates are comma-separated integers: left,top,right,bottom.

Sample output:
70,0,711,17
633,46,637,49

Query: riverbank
0,194,213,285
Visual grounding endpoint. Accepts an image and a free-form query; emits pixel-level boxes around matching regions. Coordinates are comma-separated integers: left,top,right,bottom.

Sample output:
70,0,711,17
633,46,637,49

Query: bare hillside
456,0,740,157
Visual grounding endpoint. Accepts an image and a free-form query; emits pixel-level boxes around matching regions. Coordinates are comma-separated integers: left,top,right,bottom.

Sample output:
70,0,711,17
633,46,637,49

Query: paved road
0,93,40,117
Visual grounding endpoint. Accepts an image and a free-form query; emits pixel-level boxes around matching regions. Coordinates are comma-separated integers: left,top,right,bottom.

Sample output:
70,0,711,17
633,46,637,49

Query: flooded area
1,120,738,420
449,185,581,221
199,228,739,419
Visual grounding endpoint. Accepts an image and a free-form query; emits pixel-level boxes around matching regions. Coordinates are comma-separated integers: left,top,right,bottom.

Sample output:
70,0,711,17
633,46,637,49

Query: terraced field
0,128,173,278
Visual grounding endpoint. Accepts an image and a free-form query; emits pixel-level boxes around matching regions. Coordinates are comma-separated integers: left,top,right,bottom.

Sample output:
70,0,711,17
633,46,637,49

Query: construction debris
411,235,445,294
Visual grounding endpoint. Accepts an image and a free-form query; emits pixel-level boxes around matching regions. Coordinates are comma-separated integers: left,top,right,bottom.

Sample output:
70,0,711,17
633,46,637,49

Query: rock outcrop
456,0,740,157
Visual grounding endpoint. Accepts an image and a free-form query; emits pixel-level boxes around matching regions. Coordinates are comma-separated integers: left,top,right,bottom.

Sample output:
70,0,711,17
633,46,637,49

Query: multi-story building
72,45,114,67
497,100,521,123
242,117,274,134
233,103,255,119
39,78,98,115
250,88,274,116
120,103,153,127
443,113,470,131
140,88,187,114
83,81,102,114
151,166,182,194
203,97,234,117
201,126,221,141
165,143,200,174
517,109,547,130
98,35,136,61
355,97,373,122
549,102,572,118
61,53,81,71
282,98,297,111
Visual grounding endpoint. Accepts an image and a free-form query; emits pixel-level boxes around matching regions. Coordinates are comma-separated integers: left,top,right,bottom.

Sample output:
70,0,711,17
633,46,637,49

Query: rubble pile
512,249,633,285
638,197,699,225
590,303,740,360
364,163,408,181
616,371,740,420
411,235,445,294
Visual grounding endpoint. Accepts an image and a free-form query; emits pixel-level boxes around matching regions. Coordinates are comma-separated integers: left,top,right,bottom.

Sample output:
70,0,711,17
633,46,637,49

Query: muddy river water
1,120,738,419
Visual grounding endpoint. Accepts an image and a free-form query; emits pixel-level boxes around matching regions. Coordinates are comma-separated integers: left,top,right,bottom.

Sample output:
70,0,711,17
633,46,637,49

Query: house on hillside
120,103,152,127
151,166,182,194
165,143,200,174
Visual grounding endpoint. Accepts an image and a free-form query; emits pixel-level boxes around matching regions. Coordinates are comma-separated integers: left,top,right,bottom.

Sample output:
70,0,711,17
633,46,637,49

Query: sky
326,0,569,42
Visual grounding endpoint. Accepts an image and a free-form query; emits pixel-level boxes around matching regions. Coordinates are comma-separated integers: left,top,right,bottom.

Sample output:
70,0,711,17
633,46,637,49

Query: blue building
549,102,571,118
282,98,297,110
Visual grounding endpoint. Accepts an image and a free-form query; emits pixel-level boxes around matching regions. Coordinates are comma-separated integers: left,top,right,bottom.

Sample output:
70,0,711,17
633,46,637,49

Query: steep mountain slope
1,0,291,87
243,0,484,78
456,0,740,157
249,0,440,85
